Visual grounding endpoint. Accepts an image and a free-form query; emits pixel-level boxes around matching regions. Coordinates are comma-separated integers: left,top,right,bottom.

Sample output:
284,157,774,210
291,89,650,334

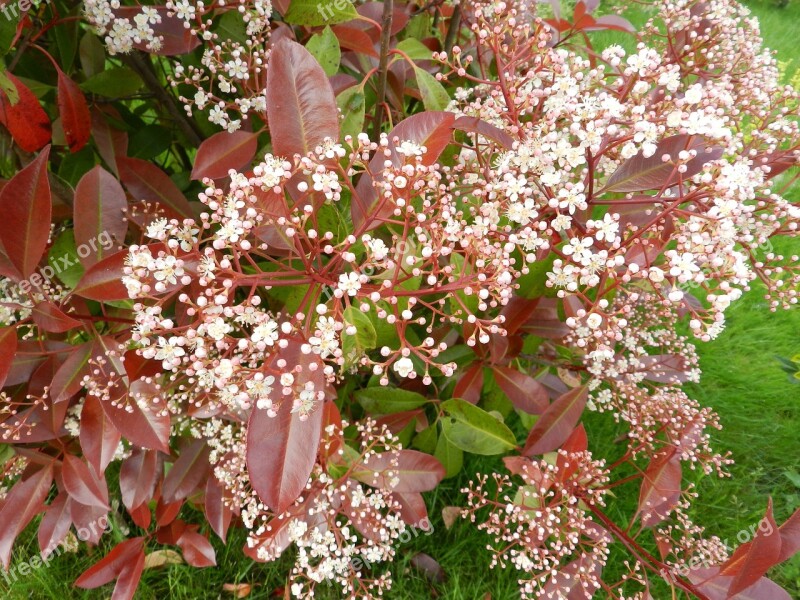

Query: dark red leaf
637,446,682,527
91,108,128,175
112,550,145,600
602,135,722,193
523,385,589,456
57,68,91,152
391,491,429,528
0,147,52,277
74,165,128,267
191,130,259,180
205,476,234,543
776,506,800,563
80,395,122,474
0,326,18,389
31,301,82,333
725,500,782,596
38,493,72,555
62,454,110,510
246,338,326,513
161,439,211,503
353,449,445,493
453,363,484,405
409,552,446,583
0,464,53,568
50,340,97,403
266,38,339,158
453,115,514,149
102,379,171,453
494,366,549,414
120,448,161,512
114,7,200,55
177,529,216,567
75,537,145,589
117,157,194,219
0,73,51,152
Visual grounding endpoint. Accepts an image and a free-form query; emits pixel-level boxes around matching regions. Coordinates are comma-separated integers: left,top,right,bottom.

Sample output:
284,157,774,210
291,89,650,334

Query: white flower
393,357,414,378
337,272,361,296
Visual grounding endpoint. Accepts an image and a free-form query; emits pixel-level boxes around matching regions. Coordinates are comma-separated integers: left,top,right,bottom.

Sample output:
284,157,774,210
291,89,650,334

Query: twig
372,0,394,138
444,1,462,54
121,52,204,147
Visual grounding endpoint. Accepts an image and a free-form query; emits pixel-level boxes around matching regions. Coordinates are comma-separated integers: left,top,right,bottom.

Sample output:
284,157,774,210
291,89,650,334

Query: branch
372,0,394,138
121,52,204,147
444,1,462,54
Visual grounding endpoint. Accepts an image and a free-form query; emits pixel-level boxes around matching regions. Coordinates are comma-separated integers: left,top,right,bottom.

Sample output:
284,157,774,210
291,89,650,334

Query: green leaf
355,387,429,414
396,39,433,62
129,124,172,160
412,424,438,454
81,67,144,98
440,398,517,455
285,0,358,26
413,66,450,111
0,11,18,57
336,86,366,142
48,230,85,289
342,306,377,366
307,26,340,77
216,10,247,44
434,433,463,479
79,32,106,78
516,252,557,299
0,71,18,105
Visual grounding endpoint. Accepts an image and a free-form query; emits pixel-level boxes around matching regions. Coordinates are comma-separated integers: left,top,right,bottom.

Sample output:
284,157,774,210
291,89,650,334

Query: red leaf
726,500,782,597
161,439,211,503
0,147,52,277
31,301,82,333
102,380,171,453
91,108,128,175
74,165,127,267
246,339,326,513
352,112,455,230
494,366,549,414
191,130,259,180
391,491,429,528
602,135,723,193
353,449,445,493
112,550,145,600
776,506,800,563
0,464,53,568
523,385,589,456
0,73,51,152
117,157,194,219
266,38,339,158
637,446,682,527
332,25,378,57
120,448,160,512
156,497,183,527
57,69,91,152
75,537,145,589
80,395,122,474
453,115,514,149
114,7,200,55
0,326,18,389
177,529,216,567
50,341,97,403
453,363,483,405
38,493,72,555
62,454,110,510
689,567,793,600
205,476,234,543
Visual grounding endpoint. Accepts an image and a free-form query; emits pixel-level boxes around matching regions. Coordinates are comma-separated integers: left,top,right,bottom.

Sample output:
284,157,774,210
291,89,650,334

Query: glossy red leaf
114,7,200,55
266,38,339,158
112,550,145,600
75,537,145,589
63,454,110,510
38,493,72,555
72,247,131,300
50,340,97,403
80,395,122,474
102,379,171,452
0,326,18,389
161,439,211,503
177,529,216,567
117,157,194,219
391,492,429,527
0,147,52,278
0,464,53,568
453,115,514,149
637,446,682,527
776,506,800,563
523,385,588,456
494,366,549,414
354,449,445,493
689,567,793,600
191,130,259,180
57,68,91,152
453,363,484,405
205,476,234,543
120,448,161,512
726,500,782,596
0,73,51,152
31,301,82,333
74,165,127,267
156,497,183,527
602,135,723,193
246,339,326,513
332,25,378,57
91,108,128,175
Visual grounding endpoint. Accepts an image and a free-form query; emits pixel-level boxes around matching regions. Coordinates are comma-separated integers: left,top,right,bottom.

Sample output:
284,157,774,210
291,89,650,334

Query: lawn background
1,0,798,597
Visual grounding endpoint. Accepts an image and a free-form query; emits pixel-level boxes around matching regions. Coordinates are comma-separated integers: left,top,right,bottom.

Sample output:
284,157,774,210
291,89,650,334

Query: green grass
2,1,799,598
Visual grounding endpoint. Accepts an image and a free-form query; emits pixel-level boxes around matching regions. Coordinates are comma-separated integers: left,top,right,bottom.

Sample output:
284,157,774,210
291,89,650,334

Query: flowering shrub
0,0,799,598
